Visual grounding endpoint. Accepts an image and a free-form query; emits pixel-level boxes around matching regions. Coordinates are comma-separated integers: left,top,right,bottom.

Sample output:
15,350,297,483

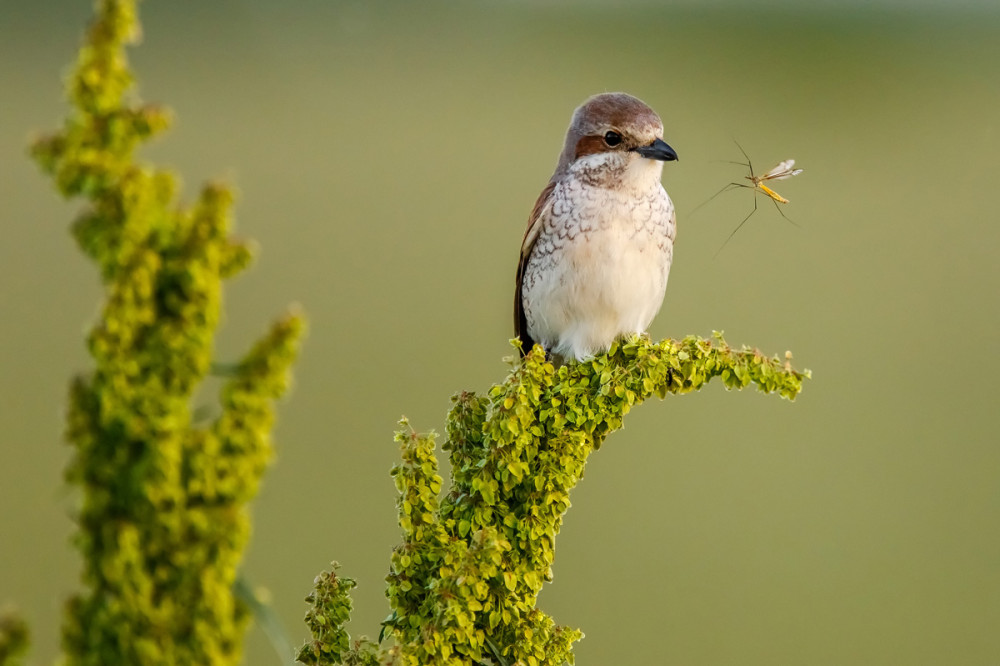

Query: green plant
299,335,808,666
0,611,29,666
12,0,305,663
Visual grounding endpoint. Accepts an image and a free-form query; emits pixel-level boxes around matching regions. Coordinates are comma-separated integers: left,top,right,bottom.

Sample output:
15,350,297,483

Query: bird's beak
633,138,678,162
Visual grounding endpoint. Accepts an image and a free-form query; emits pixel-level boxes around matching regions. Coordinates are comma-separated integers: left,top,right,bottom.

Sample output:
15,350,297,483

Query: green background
2,2,998,664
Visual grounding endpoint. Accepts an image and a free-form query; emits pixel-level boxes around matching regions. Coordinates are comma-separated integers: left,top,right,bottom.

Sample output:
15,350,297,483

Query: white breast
521,175,676,361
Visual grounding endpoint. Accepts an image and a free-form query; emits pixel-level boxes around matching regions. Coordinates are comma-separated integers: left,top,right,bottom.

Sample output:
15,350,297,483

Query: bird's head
555,92,678,188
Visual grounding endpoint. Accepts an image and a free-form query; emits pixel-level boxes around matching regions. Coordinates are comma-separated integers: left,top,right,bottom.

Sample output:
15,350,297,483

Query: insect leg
768,196,800,228
689,181,749,216
733,140,755,181
714,188,759,257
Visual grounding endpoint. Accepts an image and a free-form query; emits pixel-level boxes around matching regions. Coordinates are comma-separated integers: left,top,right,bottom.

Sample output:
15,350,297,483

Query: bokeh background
2,1,999,664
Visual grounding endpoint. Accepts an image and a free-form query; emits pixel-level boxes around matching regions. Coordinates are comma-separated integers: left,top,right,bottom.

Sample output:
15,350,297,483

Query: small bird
514,92,679,361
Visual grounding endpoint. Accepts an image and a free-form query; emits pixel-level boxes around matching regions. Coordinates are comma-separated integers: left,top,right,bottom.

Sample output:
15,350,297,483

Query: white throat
568,152,664,192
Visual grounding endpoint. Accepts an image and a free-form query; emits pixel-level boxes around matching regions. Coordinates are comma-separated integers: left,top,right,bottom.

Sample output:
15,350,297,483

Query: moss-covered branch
300,335,808,665
25,1,305,663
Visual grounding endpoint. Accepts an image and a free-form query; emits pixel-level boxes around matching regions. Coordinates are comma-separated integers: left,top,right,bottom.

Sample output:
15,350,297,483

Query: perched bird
514,92,679,361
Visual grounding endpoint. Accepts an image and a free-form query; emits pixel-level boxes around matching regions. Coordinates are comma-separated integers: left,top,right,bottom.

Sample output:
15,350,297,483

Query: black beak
633,138,678,162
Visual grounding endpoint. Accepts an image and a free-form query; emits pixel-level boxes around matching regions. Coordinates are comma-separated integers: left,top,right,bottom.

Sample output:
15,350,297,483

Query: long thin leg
715,190,758,257
768,196,800,228
689,181,750,216
733,140,755,181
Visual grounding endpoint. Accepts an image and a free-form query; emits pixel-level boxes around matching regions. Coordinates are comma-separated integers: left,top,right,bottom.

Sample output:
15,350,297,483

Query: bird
514,92,679,362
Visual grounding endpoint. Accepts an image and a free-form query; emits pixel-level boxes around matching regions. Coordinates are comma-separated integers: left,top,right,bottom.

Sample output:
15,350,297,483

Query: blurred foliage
300,335,808,665
25,0,304,663
0,611,29,666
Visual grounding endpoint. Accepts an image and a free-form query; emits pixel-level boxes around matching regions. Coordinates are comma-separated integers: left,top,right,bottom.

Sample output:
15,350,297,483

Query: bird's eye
603,131,623,147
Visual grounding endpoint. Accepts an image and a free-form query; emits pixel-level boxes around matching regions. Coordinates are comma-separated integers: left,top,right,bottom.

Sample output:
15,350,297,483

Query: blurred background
2,1,998,664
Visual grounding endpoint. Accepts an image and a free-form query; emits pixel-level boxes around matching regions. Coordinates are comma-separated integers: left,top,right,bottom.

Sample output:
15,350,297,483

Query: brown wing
514,179,557,356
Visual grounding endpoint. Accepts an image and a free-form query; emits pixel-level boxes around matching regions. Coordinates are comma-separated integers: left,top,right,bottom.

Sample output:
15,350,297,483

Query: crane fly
749,158,803,205
694,142,804,255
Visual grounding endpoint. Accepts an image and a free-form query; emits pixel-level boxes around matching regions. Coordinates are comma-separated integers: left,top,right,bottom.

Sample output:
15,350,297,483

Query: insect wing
763,159,802,181
771,167,804,181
